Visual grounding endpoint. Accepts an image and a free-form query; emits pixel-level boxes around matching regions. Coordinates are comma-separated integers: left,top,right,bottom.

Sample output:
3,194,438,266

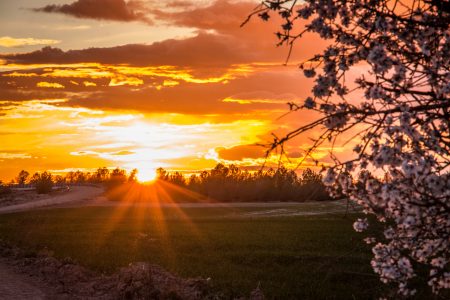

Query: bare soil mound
0,240,212,299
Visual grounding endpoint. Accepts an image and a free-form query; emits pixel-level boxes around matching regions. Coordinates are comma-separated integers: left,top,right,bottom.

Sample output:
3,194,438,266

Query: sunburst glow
136,168,157,183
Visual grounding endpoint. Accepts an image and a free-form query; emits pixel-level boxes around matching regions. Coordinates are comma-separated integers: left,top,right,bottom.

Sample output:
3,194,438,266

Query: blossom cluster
250,0,450,296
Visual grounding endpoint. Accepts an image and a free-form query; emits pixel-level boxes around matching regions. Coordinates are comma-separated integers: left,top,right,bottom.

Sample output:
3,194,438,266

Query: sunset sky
0,0,349,182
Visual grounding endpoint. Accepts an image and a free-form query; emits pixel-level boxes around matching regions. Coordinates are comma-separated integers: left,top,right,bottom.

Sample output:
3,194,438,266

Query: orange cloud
83,81,96,86
0,36,60,48
0,61,310,115
108,75,143,86
222,90,302,105
33,0,153,24
36,81,65,88
0,32,249,67
216,144,267,161
0,152,32,160
153,0,253,32
162,80,179,87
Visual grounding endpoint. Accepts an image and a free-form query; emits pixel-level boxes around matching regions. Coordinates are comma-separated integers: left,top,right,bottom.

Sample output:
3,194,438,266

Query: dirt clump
0,240,212,299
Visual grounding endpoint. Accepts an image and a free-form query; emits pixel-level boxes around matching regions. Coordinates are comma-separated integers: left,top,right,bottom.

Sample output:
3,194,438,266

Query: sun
136,168,157,183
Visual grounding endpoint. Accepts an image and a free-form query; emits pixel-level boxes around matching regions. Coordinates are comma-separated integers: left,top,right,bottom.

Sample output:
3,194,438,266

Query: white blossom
431,257,446,269
322,168,336,186
353,218,368,232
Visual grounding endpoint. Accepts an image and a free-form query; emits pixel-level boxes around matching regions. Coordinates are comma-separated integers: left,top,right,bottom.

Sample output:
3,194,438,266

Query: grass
0,205,385,299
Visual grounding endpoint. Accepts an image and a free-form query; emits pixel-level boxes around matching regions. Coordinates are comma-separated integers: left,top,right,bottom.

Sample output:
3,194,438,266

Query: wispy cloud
0,152,32,160
0,36,60,48
53,25,91,30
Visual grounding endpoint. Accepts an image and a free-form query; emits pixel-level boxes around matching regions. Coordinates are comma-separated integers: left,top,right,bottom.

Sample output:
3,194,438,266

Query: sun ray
153,182,203,240
91,180,212,267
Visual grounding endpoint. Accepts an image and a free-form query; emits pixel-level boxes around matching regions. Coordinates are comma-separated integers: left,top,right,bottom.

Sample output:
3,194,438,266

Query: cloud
222,91,302,105
153,0,252,31
3,2,324,67
52,25,91,31
83,81,97,87
111,150,135,155
37,81,65,89
33,0,152,24
68,69,308,115
0,32,250,67
4,0,327,68
152,0,327,58
0,62,311,116
0,1,321,118
216,144,267,161
108,75,143,86
0,152,32,160
0,36,60,48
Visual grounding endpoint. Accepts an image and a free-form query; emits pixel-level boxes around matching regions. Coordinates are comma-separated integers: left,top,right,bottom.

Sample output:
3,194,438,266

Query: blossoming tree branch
245,0,449,296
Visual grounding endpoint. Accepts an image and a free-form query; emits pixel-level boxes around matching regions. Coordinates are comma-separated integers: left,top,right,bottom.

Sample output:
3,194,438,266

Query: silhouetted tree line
4,165,331,201
157,163,331,202
3,167,137,194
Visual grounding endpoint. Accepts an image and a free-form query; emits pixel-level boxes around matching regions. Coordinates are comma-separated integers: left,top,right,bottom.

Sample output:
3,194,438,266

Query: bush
32,172,53,194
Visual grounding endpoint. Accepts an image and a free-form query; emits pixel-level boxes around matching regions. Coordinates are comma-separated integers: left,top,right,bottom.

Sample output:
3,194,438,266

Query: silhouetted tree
30,171,53,194
128,168,138,182
168,171,186,186
65,171,76,184
156,167,168,180
93,167,110,183
16,170,29,187
104,167,127,190
54,175,66,186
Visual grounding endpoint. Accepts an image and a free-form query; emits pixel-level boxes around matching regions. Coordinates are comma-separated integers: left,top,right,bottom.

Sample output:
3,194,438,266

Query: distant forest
3,164,332,202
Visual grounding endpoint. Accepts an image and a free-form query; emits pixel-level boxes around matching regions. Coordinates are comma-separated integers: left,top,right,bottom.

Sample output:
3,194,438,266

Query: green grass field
0,205,385,299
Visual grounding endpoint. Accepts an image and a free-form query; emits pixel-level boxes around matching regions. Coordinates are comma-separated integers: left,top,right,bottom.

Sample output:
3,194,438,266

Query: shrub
31,172,53,194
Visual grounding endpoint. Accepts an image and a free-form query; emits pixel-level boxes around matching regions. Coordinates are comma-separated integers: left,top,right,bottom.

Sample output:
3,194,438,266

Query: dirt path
0,259,47,299
0,186,103,214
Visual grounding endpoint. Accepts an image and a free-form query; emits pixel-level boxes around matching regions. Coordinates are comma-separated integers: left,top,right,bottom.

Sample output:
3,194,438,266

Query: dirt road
0,186,103,214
